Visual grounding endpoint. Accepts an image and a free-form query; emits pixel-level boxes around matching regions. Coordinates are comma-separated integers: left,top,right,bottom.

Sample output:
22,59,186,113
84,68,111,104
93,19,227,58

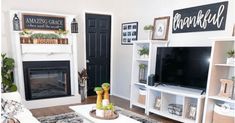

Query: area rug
37,106,159,123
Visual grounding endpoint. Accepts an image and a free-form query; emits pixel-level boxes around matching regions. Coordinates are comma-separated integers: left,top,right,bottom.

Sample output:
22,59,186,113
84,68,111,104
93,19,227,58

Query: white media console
130,38,235,123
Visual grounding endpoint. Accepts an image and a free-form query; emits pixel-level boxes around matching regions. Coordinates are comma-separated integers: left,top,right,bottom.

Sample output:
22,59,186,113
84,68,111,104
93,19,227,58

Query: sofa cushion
1,91,22,103
1,98,23,115
1,92,40,123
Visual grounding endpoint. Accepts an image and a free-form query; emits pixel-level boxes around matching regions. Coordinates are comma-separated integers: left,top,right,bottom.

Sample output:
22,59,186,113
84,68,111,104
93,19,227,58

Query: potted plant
226,49,235,64
55,29,69,38
55,29,69,44
1,53,17,92
19,29,32,44
102,83,110,101
96,103,115,118
96,104,105,117
138,47,149,58
144,25,154,40
139,64,147,83
30,33,61,44
103,103,115,118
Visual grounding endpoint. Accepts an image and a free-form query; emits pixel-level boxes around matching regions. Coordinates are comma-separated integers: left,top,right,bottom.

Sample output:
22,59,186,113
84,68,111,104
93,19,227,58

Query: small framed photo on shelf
152,16,170,40
121,22,138,45
154,97,161,110
187,104,197,120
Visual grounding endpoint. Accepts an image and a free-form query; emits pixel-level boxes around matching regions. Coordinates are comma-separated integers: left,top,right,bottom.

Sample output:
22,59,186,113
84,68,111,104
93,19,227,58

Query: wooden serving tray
89,110,119,120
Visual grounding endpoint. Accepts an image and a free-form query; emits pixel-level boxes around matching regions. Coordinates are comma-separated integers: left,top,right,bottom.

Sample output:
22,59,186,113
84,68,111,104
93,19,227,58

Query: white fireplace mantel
10,10,81,109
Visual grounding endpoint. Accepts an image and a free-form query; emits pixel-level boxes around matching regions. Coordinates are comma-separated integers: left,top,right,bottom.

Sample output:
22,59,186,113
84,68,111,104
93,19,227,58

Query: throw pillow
1,98,23,122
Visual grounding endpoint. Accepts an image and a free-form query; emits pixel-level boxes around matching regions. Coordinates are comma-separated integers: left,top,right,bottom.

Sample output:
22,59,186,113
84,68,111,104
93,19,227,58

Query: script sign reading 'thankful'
172,1,228,33
22,14,66,31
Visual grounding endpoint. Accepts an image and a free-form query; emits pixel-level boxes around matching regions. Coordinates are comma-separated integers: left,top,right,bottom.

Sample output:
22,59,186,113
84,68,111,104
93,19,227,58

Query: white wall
2,0,235,100
111,0,235,99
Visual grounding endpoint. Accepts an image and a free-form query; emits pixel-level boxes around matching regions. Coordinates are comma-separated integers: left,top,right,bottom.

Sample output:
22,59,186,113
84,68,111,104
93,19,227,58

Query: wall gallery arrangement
152,16,170,40
121,22,138,45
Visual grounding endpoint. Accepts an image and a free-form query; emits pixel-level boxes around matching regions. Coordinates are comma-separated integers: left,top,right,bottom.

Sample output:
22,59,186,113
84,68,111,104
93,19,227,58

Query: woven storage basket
212,104,234,123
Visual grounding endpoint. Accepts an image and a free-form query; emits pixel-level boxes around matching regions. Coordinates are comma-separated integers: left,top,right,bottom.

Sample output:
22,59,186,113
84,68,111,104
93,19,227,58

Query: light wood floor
31,95,179,123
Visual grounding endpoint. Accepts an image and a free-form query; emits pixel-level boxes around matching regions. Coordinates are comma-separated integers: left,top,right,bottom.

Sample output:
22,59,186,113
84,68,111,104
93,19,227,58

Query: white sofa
1,91,40,123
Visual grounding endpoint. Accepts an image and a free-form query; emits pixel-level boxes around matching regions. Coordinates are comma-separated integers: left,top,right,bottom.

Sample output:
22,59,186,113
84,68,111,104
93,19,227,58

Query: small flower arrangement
19,29,32,37
55,29,69,38
144,25,154,31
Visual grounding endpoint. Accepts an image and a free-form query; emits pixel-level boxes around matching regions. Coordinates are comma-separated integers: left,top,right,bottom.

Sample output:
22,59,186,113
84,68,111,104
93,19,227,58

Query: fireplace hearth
23,61,71,100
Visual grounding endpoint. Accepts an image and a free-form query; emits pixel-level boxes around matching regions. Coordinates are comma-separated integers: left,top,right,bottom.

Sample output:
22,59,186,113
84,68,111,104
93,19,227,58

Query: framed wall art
172,1,228,33
152,16,170,40
121,22,138,45
22,13,66,31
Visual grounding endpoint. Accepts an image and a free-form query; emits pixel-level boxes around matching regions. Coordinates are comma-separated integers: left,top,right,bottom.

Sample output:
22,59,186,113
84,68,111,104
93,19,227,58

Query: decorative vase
102,99,109,106
139,67,147,83
96,109,104,117
20,37,30,44
79,85,85,101
102,86,110,101
148,30,152,40
96,90,103,107
226,57,235,64
104,110,114,118
140,54,149,59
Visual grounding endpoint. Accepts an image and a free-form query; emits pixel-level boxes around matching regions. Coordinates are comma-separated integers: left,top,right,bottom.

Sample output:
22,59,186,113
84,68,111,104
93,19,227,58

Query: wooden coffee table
69,104,140,123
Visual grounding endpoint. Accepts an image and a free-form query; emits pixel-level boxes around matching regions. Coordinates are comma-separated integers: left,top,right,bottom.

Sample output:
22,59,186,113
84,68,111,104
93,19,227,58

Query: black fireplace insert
23,61,71,100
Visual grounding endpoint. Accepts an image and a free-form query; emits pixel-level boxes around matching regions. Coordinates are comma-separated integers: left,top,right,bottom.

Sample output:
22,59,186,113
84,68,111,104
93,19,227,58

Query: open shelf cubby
203,38,235,123
148,89,161,111
130,84,146,109
147,86,204,123
130,40,168,115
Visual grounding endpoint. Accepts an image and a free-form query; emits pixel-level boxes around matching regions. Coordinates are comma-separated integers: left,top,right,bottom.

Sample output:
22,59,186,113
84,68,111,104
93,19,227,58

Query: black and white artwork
121,22,138,45
172,1,228,33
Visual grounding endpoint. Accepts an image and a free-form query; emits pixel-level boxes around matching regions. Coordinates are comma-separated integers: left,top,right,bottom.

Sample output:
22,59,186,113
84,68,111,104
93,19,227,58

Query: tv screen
155,47,211,90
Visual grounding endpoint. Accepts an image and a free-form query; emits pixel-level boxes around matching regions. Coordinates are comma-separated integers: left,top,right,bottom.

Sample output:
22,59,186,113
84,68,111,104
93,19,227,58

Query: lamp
71,18,78,33
13,14,20,31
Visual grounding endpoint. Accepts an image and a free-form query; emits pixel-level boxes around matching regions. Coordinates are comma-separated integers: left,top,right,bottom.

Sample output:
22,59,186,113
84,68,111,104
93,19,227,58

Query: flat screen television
155,47,211,90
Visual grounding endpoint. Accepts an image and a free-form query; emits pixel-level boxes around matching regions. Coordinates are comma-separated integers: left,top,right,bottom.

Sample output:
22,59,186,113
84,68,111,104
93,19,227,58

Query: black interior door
86,14,111,96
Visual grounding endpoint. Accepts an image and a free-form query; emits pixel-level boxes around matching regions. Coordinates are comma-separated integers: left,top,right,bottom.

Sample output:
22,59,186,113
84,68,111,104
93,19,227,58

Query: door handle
86,60,90,63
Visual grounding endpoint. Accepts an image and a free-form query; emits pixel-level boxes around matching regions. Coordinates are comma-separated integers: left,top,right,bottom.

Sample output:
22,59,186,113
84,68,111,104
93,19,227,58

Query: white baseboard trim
111,93,130,101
